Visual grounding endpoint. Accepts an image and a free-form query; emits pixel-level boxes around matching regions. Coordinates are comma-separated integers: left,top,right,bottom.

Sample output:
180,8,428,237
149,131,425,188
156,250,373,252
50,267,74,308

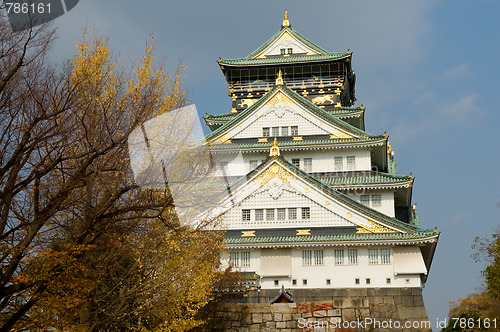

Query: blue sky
45,1,500,329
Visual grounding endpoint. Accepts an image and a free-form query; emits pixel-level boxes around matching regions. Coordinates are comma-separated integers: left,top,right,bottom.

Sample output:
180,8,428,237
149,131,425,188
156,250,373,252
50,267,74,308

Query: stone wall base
195,287,432,332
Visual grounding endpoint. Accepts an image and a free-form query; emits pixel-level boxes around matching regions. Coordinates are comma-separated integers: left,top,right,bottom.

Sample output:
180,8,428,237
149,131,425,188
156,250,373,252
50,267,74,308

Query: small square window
272,127,280,137
372,194,382,207
326,279,331,285
360,195,370,206
301,207,310,219
366,278,371,284
281,126,289,136
280,48,286,55
242,209,251,221
303,158,312,172
346,156,356,170
334,156,343,170
266,209,275,221
292,279,297,285
255,209,264,221
277,208,286,220
386,278,391,284
249,160,259,170
355,278,360,285
274,280,279,286
287,48,293,54
288,208,297,220
303,279,307,285
291,126,298,136
263,127,270,137
291,158,300,168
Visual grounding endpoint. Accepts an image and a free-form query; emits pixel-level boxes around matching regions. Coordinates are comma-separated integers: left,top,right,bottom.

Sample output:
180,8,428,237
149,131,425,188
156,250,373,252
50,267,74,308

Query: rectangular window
372,194,382,207
291,126,298,136
386,278,391,284
288,208,297,220
274,279,279,286
292,279,297,285
230,252,239,266
303,279,307,285
326,279,331,285
314,250,324,265
334,249,344,265
355,278,360,285
301,207,310,219
346,156,356,170
242,209,251,221
266,209,275,221
366,278,371,285
302,250,312,266
334,156,343,170
381,248,391,264
348,249,358,265
303,158,312,172
241,252,250,267
277,208,286,220
281,126,289,136
263,127,270,137
287,48,293,54
360,195,370,206
369,249,379,265
272,126,280,137
291,158,300,168
249,160,259,170
255,209,264,221
280,48,286,55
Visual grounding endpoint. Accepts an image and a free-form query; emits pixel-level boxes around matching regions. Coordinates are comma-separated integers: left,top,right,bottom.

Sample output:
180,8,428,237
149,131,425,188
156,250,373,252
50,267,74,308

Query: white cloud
440,93,485,122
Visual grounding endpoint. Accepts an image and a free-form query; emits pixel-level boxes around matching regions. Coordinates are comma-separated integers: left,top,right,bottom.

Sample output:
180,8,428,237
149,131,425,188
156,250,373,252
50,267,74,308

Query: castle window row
360,194,382,207
334,156,356,171
263,126,298,137
242,207,310,221
229,251,250,267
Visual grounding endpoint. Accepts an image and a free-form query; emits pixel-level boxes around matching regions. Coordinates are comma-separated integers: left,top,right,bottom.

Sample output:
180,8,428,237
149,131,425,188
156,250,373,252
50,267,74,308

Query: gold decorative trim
311,95,335,105
242,231,256,237
346,212,352,218
293,136,303,141
258,138,268,143
269,137,280,157
231,108,237,113
296,229,311,236
268,91,291,107
356,219,398,234
329,129,354,139
253,163,297,187
304,188,310,193
325,201,330,205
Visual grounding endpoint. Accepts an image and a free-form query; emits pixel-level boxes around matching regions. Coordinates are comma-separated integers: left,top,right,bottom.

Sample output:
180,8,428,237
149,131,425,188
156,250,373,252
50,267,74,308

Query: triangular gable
249,27,327,59
205,85,378,143
211,157,420,234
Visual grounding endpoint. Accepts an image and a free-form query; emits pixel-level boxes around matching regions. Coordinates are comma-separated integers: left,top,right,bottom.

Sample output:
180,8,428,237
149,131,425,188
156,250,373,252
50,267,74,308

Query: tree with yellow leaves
0,16,225,331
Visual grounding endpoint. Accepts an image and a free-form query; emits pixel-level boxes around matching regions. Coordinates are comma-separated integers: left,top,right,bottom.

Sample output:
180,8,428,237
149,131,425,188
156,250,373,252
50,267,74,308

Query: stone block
249,324,260,332
286,320,296,328
252,314,263,324
271,303,290,313
276,321,286,328
263,313,272,322
265,321,275,328
282,313,292,321
274,313,282,321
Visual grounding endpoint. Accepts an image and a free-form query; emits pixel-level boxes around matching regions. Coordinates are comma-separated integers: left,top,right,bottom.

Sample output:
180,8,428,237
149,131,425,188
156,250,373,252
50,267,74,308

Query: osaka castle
203,11,439,299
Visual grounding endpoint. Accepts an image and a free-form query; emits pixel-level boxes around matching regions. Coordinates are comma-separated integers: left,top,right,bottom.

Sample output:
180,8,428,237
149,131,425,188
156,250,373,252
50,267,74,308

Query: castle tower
204,11,438,306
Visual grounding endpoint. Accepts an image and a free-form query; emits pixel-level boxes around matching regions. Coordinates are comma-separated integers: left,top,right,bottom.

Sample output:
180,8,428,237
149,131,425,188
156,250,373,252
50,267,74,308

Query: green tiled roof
225,231,437,245
246,27,330,59
205,106,363,123
219,53,349,66
314,172,412,186
209,137,384,151
205,85,381,142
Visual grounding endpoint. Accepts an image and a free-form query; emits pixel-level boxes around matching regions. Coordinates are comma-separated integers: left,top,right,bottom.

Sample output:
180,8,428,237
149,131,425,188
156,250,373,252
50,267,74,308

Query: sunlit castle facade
204,12,438,297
